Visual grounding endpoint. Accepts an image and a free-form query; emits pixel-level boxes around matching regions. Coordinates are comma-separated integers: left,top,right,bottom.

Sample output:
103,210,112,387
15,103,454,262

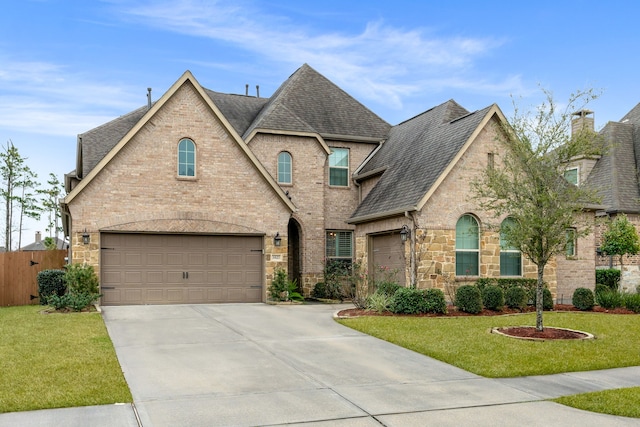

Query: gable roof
244,64,390,141
63,71,296,212
586,107,640,214
349,100,501,223
77,106,149,178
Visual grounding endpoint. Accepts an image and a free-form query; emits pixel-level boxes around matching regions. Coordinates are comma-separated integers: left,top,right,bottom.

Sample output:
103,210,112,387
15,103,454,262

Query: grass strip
553,387,640,418
0,305,132,413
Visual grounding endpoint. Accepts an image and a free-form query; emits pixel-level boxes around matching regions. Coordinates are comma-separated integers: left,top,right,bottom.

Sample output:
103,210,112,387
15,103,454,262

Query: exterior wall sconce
274,232,282,247
82,229,90,245
400,225,410,242
596,247,603,256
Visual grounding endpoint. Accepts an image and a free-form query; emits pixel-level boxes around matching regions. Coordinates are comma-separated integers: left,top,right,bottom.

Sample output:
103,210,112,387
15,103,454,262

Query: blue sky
1,0,639,246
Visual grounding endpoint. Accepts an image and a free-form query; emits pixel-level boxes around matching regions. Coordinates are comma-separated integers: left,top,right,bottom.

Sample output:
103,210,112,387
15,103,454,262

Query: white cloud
0,58,140,136
115,0,520,109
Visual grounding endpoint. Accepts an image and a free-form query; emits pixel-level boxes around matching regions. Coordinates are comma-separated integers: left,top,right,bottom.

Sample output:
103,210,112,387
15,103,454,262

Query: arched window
178,138,196,177
277,152,292,184
500,217,522,276
456,214,479,276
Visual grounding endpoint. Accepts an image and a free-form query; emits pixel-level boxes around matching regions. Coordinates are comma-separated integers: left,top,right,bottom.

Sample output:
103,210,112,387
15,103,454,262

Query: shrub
572,287,595,311
594,283,609,299
64,263,99,295
596,290,625,309
482,285,504,311
423,288,447,314
623,293,640,313
390,287,427,314
322,259,360,300
595,268,621,291
311,282,327,299
47,291,101,311
454,285,482,314
367,292,392,313
376,281,401,297
37,269,66,305
542,288,554,310
504,286,527,310
268,268,302,301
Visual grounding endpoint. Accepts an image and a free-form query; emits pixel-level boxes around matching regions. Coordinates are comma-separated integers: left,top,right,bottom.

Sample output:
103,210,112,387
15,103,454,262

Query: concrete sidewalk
1,303,638,426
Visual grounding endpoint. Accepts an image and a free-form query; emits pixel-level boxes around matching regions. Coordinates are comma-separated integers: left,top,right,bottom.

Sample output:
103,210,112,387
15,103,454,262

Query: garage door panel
101,233,263,305
146,253,163,265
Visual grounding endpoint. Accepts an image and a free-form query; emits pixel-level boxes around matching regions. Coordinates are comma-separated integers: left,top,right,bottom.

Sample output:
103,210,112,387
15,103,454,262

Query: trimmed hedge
596,268,621,291
455,285,482,314
37,269,67,305
388,287,448,315
573,287,595,311
482,285,504,311
390,287,427,314
505,286,527,310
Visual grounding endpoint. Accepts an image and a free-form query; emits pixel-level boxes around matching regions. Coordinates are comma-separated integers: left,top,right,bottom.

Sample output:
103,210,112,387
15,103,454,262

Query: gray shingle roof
586,106,640,213
203,89,268,136
73,65,390,179
350,100,493,221
78,106,149,178
244,64,390,139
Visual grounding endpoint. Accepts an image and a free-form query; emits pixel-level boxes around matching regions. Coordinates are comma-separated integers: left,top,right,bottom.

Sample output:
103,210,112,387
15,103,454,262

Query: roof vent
256,85,260,98
245,84,249,96
147,88,152,110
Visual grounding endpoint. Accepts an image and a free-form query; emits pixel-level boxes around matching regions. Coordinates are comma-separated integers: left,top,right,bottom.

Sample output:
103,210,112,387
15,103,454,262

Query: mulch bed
336,304,636,319
494,326,589,340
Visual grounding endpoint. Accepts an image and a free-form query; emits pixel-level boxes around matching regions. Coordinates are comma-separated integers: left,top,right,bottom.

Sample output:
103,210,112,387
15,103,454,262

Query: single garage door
100,233,263,305
370,233,406,286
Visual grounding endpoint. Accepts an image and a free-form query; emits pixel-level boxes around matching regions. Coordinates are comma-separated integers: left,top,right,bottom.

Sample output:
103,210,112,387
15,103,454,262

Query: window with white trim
564,167,578,185
326,231,353,265
178,138,196,177
500,217,522,276
329,148,349,186
455,214,479,276
566,228,577,257
277,152,292,184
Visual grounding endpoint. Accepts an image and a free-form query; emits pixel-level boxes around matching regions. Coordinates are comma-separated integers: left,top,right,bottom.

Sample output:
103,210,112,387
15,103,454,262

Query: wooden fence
0,250,67,306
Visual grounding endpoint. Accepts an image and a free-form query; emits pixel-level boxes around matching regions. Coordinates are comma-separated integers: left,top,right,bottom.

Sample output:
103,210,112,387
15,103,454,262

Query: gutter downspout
405,211,417,288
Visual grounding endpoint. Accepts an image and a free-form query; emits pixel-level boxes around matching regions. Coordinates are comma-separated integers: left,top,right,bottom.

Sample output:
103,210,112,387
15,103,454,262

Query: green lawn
0,305,132,413
337,311,640,418
553,387,640,418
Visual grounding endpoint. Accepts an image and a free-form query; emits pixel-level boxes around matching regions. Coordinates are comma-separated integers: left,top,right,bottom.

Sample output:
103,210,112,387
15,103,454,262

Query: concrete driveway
101,303,639,426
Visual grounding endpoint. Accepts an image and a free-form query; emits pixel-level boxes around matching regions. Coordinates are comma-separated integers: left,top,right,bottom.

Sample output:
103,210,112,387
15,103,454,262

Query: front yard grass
338,311,640,418
337,312,640,377
0,305,132,413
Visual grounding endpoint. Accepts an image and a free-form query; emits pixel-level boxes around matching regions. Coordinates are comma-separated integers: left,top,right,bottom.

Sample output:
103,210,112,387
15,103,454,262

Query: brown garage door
370,233,406,286
100,233,263,305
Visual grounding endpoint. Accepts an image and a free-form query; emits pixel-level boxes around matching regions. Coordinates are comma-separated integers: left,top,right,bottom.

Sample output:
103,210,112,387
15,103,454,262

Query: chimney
571,110,594,136
256,85,260,98
147,88,152,110
245,84,249,96
35,231,41,243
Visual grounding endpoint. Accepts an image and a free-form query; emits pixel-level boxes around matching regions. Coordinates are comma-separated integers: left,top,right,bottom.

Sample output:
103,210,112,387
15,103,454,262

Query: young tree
38,173,64,240
600,213,640,270
471,89,603,331
15,165,42,250
0,141,33,251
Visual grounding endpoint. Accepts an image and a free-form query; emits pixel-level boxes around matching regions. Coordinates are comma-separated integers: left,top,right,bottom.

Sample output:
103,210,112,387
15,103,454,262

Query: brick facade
67,81,293,300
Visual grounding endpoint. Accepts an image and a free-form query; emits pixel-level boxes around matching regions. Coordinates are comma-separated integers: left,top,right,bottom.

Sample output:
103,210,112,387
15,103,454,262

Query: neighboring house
61,64,593,305
20,231,66,251
574,105,640,292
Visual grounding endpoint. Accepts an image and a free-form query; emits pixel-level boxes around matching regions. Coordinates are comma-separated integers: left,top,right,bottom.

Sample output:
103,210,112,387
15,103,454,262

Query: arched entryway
287,218,302,289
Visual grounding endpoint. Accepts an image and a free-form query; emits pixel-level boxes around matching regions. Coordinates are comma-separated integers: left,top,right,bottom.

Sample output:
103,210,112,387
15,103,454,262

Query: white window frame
328,148,349,187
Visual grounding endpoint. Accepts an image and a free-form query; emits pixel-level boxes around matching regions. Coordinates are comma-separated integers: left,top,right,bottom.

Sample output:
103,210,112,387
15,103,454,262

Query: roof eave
347,207,417,225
